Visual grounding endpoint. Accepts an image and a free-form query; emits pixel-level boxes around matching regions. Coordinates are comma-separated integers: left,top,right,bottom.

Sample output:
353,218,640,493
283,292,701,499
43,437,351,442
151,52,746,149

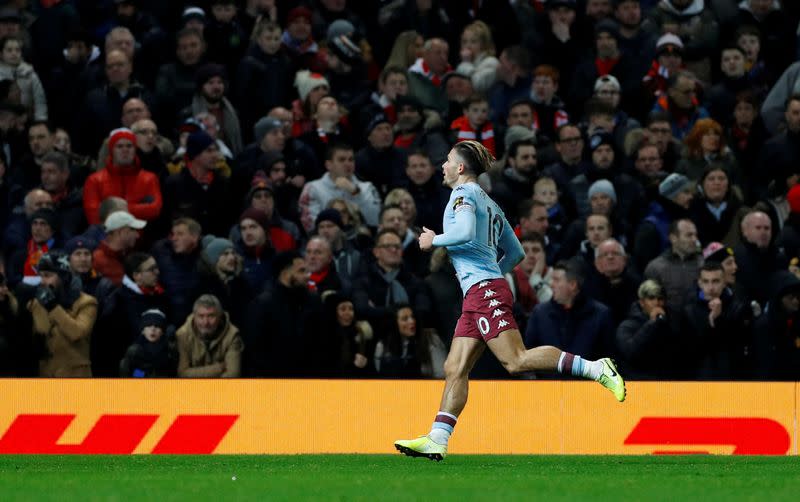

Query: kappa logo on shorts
498,320,509,329
488,299,500,307
492,309,504,318
478,281,490,288
483,289,496,299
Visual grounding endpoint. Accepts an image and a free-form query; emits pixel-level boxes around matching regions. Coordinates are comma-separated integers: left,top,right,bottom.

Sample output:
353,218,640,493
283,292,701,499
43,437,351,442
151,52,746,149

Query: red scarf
24,239,50,277
140,283,165,296
291,99,313,138
375,94,397,123
730,124,750,152
643,60,686,98
409,58,452,87
384,104,397,123
50,187,69,204
308,265,330,292
394,132,416,149
595,57,619,77
450,116,495,156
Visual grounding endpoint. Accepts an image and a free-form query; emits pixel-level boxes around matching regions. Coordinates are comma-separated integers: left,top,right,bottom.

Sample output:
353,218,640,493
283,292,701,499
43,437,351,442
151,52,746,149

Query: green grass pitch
0,455,798,501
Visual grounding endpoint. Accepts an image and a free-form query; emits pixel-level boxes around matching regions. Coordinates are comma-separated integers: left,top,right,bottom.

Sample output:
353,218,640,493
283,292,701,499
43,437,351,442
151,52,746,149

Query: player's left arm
497,218,525,274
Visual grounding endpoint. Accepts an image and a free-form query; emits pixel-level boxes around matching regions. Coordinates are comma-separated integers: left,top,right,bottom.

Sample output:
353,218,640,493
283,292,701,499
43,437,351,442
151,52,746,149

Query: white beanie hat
294,70,330,102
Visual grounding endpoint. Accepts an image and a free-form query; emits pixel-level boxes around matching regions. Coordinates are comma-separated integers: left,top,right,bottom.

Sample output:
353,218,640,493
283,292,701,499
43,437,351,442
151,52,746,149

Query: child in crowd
450,94,495,156
119,309,177,378
533,176,567,242
0,36,46,120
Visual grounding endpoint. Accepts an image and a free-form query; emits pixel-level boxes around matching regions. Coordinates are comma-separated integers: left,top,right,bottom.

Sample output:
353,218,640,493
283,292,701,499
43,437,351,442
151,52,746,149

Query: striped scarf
451,116,495,156
409,58,452,87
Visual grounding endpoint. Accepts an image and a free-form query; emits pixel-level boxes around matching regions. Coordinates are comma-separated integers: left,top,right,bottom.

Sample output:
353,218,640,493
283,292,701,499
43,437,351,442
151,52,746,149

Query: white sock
557,352,604,380
429,412,457,445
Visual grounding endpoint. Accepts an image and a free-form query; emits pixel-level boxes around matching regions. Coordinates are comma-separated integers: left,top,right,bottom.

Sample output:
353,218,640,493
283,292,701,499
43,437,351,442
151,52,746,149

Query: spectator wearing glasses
651,71,709,140
542,124,589,198
644,111,684,173
352,229,432,327
630,140,667,204
130,119,169,182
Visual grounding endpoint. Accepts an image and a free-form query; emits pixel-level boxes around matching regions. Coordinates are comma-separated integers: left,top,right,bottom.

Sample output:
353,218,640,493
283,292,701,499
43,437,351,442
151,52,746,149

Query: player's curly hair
453,140,495,177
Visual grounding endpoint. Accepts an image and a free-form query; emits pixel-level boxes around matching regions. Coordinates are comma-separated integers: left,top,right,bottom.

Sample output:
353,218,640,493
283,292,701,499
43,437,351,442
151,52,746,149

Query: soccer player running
394,141,625,461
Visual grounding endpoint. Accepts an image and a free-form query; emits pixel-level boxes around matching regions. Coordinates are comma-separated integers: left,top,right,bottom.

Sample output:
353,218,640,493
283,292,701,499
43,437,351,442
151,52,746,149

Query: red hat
108,127,137,150
789,184,800,214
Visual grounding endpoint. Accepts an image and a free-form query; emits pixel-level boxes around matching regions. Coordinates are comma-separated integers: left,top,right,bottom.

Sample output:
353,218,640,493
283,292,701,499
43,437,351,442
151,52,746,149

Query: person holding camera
26,250,98,377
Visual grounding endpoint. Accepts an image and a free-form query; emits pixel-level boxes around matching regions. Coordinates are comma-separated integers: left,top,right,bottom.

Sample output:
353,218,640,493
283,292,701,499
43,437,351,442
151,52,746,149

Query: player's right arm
430,209,476,247
497,218,525,274
420,188,477,251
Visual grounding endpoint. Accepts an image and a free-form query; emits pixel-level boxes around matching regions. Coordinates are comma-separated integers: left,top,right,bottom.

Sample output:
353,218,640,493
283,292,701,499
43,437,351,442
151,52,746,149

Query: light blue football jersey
442,182,511,295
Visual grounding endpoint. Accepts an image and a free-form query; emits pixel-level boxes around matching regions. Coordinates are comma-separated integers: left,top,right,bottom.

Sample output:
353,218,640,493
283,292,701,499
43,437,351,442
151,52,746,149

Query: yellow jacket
28,293,97,377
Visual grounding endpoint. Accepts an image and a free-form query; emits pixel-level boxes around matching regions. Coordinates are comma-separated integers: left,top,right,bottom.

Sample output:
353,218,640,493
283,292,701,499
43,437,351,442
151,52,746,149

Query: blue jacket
152,239,201,325
524,292,614,364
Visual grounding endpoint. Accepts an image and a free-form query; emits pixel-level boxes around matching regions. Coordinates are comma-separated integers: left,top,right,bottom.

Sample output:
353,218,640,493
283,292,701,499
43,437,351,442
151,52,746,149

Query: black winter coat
753,271,800,380
733,241,788,307
681,288,753,380
234,46,293,143
96,279,171,377
151,239,201,325
355,145,408,198
615,302,678,380
525,292,614,368
162,168,232,237
353,261,433,327
242,283,324,377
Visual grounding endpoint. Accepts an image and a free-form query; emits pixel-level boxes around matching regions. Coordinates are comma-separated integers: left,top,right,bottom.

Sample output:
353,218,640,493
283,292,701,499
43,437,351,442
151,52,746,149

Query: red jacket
83,163,162,225
93,241,125,286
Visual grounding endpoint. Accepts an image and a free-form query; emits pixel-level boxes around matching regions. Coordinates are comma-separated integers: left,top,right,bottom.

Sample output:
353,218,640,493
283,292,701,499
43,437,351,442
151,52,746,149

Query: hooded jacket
82,162,163,225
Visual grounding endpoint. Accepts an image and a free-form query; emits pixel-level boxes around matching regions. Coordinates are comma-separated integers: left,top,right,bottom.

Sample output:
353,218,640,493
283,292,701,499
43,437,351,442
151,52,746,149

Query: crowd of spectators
0,0,800,380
